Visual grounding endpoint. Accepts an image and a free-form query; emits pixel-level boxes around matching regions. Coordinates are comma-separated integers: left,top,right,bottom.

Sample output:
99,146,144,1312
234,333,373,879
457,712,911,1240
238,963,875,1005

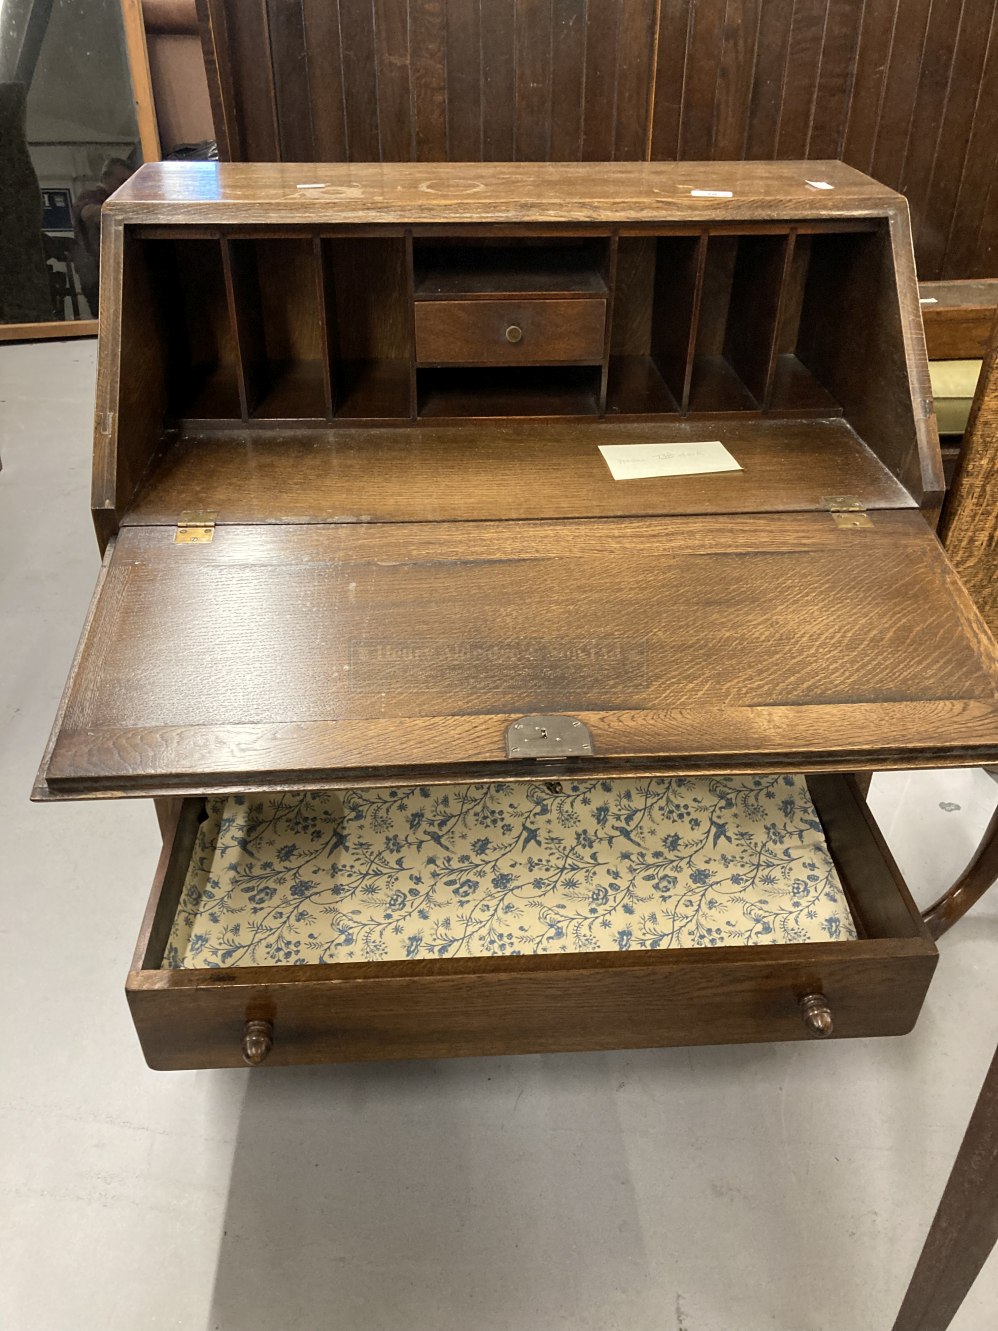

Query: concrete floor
2,338,998,1331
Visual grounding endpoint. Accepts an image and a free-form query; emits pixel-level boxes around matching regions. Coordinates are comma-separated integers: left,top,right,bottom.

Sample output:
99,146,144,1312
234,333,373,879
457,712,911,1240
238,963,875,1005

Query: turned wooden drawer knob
799,993,834,1038
241,1018,274,1065
505,324,523,343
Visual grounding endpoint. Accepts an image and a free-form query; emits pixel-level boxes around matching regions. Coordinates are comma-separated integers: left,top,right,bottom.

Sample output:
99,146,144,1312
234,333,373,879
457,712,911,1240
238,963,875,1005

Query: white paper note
598,440,742,481
805,179,834,190
690,188,733,198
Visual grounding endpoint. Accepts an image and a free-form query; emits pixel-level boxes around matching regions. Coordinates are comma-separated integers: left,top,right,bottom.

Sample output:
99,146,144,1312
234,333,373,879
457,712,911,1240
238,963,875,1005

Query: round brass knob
241,1018,274,1065
505,324,523,343
799,993,834,1038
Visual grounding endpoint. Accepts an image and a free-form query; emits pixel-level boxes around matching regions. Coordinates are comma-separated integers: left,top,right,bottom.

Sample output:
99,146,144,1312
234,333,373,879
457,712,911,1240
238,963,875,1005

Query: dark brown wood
39,510,998,798
300,0,347,160
154,796,185,841
91,223,169,523
941,313,998,644
920,280,998,360
796,221,942,505
892,1041,998,1331
197,0,998,279
82,168,922,453
912,317,998,938
648,233,704,409
122,774,937,1070
124,418,913,526
799,993,834,1038
107,160,897,225
417,366,600,419
412,240,610,298
724,232,794,406
127,936,936,1071
921,804,998,940
266,0,315,160
220,239,266,417
414,298,607,366
43,158,997,1079
241,1019,274,1065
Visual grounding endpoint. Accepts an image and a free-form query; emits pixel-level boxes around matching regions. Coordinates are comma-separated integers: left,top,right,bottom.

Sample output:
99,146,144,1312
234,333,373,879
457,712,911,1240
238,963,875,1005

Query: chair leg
892,1042,998,1331
921,803,998,940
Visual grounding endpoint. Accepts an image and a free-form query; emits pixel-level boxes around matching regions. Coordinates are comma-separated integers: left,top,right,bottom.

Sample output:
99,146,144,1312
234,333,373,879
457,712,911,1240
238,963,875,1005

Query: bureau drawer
414,297,607,365
127,775,936,1070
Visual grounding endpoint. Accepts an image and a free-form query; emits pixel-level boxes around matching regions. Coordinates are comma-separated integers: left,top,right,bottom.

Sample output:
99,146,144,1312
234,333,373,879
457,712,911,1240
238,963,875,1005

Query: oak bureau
34,160,998,1070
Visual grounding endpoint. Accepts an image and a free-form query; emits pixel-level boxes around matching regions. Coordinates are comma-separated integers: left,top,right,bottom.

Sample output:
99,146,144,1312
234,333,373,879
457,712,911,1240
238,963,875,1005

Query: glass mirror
0,0,142,338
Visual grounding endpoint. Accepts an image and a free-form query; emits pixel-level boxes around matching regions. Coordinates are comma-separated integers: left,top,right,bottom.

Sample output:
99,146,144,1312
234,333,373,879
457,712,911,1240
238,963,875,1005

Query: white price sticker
598,441,742,481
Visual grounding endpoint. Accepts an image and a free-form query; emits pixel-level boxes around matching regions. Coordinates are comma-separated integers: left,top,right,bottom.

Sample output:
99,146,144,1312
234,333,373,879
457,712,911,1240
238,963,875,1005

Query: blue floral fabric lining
163,776,856,968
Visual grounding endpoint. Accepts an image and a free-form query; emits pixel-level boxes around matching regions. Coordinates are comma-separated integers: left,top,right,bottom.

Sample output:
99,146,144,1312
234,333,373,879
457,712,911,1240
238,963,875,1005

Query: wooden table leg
921,804,998,939
892,1042,998,1330
154,796,184,841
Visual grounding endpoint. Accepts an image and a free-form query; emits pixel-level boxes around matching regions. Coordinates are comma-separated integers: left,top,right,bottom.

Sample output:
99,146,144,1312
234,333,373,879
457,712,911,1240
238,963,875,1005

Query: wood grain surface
942,318,998,639
107,160,899,225
414,297,606,366
195,0,998,279
89,170,938,535
891,1040,998,1331
123,418,914,526
40,512,998,796
123,775,937,1070
920,279,998,360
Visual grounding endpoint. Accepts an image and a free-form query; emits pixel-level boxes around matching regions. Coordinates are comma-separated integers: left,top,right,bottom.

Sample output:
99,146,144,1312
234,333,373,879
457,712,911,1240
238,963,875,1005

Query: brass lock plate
505,715,594,759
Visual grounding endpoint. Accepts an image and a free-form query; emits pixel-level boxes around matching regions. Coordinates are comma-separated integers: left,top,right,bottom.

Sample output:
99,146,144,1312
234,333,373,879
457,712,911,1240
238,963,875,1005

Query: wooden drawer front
414,298,606,365
127,778,937,1070
129,944,935,1071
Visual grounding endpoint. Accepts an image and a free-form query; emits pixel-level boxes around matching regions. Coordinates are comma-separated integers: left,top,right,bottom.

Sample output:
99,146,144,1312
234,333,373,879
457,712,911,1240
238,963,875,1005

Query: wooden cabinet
35,161,998,1071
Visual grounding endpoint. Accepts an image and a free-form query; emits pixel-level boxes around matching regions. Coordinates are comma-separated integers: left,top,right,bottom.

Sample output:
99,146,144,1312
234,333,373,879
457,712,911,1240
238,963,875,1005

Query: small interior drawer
414,297,607,366
126,774,936,1070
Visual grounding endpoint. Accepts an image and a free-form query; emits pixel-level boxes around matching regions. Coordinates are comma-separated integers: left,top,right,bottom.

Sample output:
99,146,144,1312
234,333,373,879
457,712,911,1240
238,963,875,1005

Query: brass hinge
175,510,217,543
822,496,872,529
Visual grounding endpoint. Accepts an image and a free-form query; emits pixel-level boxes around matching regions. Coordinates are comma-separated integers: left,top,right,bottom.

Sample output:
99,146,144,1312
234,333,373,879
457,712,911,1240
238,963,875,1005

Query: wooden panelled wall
196,0,998,279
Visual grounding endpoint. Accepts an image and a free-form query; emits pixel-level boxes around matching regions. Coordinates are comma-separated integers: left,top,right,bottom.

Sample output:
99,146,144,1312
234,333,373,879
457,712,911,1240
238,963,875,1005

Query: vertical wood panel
973,154,998,278
841,1,897,174
710,0,761,159
339,0,382,159
267,0,315,160
410,0,448,160
775,0,830,159
445,0,481,159
649,0,693,160
515,0,553,160
549,0,587,160
301,0,348,160
680,0,727,159
480,0,516,160
613,0,658,160
741,0,794,160
806,0,863,158
375,0,414,161
901,0,967,257
869,0,933,189
203,0,998,278
916,0,996,276
943,7,998,275
580,0,622,159
223,0,280,160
